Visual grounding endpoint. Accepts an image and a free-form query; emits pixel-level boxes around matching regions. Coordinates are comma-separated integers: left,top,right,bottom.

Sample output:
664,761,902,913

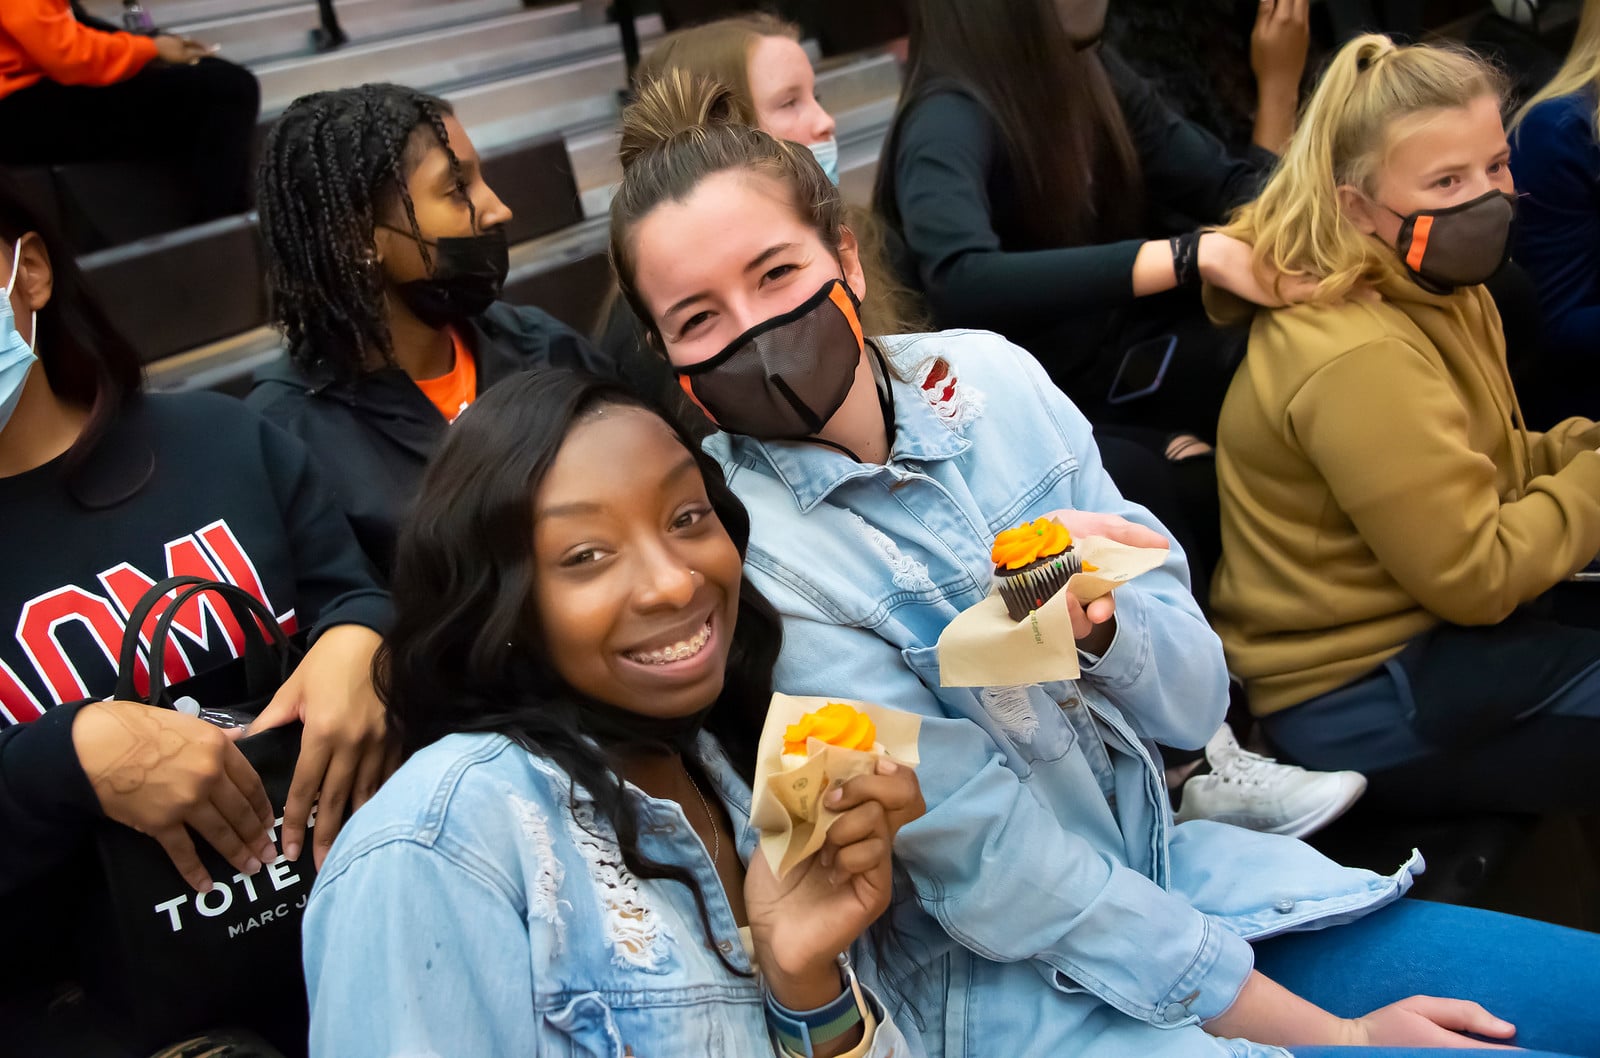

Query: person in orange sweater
1209,34,1600,817
0,0,259,225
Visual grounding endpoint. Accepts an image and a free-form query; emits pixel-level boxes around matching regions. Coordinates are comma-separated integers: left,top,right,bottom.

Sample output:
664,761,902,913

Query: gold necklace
682,764,721,867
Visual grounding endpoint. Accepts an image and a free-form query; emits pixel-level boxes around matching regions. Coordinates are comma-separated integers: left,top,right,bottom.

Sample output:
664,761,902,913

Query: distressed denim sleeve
304,837,539,1057
1026,345,1231,751
772,613,1254,1027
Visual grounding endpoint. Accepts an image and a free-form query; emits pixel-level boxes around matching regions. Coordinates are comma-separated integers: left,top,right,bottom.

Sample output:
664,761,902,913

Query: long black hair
0,173,142,473
878,0,1145,249
257,83,472,381
378,368,781,966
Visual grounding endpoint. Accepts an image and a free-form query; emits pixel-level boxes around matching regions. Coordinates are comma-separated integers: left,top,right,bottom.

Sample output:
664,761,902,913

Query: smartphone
1107,334,1178,405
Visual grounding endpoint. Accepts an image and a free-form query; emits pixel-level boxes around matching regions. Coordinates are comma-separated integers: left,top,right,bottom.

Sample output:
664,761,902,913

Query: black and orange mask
674,279,866,439
1386,189,1516,292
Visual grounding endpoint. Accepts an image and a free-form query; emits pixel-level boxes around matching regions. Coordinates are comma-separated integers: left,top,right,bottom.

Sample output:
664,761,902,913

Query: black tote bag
81,576,314,1056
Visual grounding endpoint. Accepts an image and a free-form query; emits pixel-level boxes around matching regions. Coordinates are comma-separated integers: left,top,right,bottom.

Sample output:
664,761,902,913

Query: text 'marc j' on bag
83,576,313,1058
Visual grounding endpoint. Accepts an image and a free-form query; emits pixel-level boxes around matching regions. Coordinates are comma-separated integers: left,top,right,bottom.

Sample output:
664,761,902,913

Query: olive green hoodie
1209,257,1600,716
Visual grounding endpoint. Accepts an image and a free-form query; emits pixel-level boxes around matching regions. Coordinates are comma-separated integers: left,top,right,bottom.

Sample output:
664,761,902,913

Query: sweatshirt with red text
0,392,387,981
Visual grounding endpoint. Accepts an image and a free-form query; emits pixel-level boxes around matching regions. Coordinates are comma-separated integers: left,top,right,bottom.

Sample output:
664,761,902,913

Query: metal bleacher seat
80,214,267,367
504,222,614,336
481,131,585,246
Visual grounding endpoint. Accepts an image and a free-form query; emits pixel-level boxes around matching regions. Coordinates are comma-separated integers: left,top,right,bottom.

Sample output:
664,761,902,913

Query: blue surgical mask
0,240,38,435
807,137,840,187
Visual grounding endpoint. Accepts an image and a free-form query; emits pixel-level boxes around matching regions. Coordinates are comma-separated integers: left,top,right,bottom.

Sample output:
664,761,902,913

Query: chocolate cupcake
992,517,1084,622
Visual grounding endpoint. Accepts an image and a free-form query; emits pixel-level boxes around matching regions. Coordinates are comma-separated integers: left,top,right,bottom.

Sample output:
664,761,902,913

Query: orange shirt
414,330,478,423
0,0,158,100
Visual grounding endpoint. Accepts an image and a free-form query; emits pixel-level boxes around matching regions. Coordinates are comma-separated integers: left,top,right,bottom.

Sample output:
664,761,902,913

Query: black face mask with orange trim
1383,189,1516,292
674,278,865,440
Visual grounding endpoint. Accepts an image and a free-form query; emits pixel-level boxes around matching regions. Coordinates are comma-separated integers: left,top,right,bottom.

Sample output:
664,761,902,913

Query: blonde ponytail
1220,34,1506,304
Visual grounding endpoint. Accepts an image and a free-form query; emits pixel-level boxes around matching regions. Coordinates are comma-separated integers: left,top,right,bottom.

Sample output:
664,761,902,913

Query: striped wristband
764,953,864,1058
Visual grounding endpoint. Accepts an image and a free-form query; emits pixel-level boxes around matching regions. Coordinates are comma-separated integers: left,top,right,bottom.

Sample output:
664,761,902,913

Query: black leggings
0,58,260,223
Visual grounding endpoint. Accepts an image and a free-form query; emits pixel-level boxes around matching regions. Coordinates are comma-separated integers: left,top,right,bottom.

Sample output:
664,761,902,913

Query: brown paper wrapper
749,694,921,879
935,535,1168,687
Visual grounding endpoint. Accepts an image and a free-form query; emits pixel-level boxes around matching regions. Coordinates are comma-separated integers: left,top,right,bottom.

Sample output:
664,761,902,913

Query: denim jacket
704,330,1419,1058
302,731,911,1057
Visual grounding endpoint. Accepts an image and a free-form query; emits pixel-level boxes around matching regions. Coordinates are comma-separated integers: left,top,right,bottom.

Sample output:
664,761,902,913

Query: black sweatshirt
882,49,1273,376
247,302,613,575
0,392,387,985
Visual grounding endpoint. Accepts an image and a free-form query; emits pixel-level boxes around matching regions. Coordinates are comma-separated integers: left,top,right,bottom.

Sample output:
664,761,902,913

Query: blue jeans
1259,899,1600,1056
1262,653,1600,817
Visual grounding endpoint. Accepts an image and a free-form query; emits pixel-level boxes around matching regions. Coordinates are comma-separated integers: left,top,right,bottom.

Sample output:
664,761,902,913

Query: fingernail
876,758,898,774
825,787,843,806
194,877,213,894
829,869,844,886
285,841,301,862
820,848,834,867
243,857,262,875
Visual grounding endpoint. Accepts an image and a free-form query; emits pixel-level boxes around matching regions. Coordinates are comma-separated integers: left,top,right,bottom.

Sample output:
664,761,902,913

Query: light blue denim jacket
302,731,911,1057
704,330,1420,1058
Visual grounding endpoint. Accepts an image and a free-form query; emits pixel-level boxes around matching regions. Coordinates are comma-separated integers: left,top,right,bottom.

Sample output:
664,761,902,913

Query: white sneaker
1173,724,1367,839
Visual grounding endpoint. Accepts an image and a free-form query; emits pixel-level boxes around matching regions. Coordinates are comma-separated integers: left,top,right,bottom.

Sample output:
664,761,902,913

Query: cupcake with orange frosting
781,702,883,768
992,517,1090,621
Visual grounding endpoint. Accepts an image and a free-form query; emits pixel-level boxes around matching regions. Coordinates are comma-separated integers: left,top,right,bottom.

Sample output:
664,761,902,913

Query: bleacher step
178,0,531,67
254,3,622,117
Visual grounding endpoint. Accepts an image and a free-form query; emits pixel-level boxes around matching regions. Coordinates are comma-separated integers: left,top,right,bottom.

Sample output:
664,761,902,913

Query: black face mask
386,226,509,328
1382,189,1517,292
673,278,866,440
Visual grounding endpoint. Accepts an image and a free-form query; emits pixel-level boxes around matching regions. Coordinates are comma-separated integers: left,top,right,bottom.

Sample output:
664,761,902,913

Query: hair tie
1356,46,1394,73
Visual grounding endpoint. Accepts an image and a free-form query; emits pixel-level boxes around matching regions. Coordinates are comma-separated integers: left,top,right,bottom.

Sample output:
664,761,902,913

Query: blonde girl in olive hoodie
1210,34,1600,817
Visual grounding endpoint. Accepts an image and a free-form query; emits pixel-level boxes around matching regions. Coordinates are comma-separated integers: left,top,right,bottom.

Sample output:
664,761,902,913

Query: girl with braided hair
249,83,610,574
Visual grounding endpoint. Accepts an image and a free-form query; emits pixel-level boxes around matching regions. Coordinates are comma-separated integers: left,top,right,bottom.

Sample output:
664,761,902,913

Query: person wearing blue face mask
0,239,38,432
0,174,392,1056
250,83,614,576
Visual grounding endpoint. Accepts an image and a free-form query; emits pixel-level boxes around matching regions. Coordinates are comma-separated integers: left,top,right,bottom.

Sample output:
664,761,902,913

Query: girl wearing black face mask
251,83,614,575
1211,36,1600,822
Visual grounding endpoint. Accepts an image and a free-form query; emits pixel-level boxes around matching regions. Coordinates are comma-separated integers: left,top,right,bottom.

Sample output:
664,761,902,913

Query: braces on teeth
632,621,711,665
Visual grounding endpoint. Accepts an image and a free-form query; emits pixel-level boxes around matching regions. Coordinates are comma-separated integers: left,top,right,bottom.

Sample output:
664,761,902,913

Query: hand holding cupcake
751,695,922,878
936,510,1172,688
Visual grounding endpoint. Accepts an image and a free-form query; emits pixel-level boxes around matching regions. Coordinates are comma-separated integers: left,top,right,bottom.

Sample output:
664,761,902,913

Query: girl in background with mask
1211,35,1600,817
250,83,612,575
303,368,924,1057
603,73,1600,1058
